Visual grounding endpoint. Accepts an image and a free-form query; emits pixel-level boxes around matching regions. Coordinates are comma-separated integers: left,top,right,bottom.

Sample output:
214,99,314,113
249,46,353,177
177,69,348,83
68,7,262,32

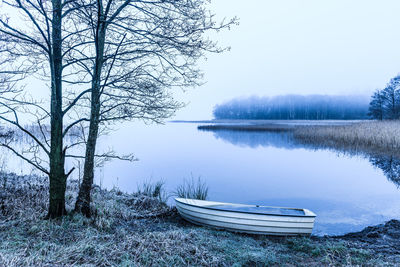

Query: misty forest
0,1,400,266
213,94,370,120
212,74,400,121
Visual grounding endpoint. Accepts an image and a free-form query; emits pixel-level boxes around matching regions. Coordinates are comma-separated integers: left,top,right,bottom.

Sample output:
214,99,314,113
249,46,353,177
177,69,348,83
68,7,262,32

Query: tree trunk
74,106,100,216
48,160,67,217
47,0,66,218
75,10,106,217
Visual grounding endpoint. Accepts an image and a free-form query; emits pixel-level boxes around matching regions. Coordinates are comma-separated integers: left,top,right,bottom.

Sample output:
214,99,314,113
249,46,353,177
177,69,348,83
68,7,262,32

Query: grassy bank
0,174,399,266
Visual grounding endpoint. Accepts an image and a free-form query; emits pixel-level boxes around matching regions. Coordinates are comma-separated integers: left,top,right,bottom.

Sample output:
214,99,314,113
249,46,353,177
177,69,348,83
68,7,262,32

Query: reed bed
294,120,400,156
200,120,400,157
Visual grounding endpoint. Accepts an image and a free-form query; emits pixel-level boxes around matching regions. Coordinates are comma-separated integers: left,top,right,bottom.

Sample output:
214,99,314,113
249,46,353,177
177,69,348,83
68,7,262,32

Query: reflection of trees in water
0,125,82,176
200,128,400,188
202,129,301,149
369,155,400,187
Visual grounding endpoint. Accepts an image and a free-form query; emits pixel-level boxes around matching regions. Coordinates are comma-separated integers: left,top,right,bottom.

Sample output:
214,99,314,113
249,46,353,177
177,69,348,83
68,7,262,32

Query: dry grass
136,180,168,204
0,173,399,266
175,176,208,200
294,120,400,156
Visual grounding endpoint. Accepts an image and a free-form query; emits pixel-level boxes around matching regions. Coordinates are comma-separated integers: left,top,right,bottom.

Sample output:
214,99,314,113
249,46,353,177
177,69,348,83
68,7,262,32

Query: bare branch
0,143,49,174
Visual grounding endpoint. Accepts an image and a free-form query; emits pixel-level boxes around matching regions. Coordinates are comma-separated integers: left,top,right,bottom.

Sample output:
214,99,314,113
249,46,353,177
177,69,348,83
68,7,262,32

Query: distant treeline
369,75,400,120
213,95,369,120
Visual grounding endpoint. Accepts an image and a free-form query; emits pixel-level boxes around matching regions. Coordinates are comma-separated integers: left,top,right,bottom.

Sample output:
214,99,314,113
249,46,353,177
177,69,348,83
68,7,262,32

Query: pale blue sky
5,0,400,120
175,0,400,119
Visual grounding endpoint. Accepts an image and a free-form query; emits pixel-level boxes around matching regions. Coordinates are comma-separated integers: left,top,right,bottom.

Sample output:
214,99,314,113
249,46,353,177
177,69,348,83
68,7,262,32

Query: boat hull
175,198,316,236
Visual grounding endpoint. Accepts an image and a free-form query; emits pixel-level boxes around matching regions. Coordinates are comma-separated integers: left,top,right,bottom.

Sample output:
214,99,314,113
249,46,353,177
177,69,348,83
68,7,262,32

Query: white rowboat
175,198,316,236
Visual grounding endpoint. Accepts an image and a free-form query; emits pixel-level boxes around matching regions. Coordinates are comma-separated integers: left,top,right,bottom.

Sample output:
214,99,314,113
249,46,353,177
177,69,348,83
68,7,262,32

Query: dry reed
175,176,208,200
294,120,400,156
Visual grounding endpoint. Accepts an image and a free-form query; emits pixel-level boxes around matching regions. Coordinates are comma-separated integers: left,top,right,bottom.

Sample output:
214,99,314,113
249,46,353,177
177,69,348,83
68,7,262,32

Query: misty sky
174,0,400,119
6,0,400,120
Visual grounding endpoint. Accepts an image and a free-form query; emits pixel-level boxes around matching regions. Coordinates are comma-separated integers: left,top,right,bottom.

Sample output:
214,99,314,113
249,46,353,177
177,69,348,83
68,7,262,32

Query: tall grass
175,176,208,200
294,120,400,156
136,180,168,204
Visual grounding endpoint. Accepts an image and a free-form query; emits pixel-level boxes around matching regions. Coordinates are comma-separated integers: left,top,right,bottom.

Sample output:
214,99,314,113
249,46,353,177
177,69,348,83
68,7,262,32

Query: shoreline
1,172,399,266
171,119,361,125
196,120,400,157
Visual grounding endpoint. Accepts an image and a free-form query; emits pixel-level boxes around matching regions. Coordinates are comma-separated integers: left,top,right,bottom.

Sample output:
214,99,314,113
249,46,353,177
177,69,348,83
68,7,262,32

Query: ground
0,173,400,266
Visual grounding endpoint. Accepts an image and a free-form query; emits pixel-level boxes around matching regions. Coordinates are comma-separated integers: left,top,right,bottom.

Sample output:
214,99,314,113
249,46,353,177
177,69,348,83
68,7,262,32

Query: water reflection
200,127,400,192
198,128,300,149
369,155,400,188
198,126,400,235
0,126,83,177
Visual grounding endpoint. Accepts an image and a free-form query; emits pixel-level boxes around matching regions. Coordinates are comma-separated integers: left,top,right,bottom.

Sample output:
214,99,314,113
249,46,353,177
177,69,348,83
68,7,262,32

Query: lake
2,121,400,236
90,121,400,236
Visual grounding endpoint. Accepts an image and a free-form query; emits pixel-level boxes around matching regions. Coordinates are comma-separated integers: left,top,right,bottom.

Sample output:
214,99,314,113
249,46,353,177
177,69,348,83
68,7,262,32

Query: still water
93,121,400,236
2,121,400,236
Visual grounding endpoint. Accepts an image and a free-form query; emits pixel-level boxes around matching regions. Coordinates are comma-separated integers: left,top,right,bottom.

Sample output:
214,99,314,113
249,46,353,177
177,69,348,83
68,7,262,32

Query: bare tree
368,75,400,120
62,0,237,216
368,90,385,120
382,75,400,119
0,0,87,218
0,0,236,218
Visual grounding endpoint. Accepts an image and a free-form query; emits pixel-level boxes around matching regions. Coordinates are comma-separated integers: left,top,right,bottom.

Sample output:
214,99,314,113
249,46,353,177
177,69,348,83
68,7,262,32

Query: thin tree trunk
47,0,66,218
75,8,105,216
74,104,100,216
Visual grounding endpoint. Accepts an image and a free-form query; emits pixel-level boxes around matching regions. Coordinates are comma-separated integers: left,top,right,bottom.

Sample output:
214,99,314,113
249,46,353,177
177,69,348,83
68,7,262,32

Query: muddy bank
334,219,400,254
0,173,399,266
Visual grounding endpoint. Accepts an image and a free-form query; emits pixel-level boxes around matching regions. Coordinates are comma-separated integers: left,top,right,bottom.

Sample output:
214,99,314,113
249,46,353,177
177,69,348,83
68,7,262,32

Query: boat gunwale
175,198,316,218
